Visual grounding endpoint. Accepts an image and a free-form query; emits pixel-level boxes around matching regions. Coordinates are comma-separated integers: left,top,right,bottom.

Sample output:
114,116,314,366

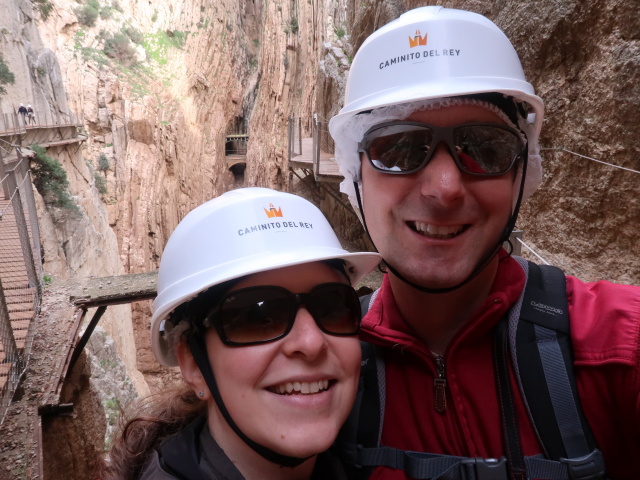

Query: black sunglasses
359,121,526,176
203,283,362,346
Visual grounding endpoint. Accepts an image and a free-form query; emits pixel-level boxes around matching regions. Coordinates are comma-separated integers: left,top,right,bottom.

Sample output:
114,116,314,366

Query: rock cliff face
0,0,637,476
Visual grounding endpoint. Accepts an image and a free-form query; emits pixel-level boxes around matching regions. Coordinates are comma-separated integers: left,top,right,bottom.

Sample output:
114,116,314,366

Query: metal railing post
313,116,320,180
288,117,292,161
0,148,7,199
298,117,302,155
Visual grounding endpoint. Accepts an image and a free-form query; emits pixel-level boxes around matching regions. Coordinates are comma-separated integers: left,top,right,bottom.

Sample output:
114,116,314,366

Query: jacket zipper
434,354,447,414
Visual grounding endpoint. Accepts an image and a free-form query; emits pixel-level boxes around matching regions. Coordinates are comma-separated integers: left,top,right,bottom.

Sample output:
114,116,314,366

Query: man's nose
418,143,466,204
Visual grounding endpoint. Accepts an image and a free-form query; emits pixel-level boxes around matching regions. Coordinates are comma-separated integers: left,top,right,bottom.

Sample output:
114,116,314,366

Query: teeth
412,222,464,239
272,380,331,395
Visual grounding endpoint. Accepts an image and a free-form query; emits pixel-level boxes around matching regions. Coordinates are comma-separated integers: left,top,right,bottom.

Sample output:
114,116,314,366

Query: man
18,103,27,125
329,6,639,480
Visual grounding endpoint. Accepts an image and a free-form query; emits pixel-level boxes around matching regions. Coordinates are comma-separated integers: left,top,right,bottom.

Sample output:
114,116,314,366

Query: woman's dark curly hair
96,281,236,480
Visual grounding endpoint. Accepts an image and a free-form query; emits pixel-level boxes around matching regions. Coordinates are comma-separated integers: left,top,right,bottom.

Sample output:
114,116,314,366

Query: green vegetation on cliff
30,145,79,212
0,53,15,96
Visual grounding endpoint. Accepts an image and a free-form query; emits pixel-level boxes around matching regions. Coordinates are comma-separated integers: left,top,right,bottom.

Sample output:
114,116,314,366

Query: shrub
97,153,110,173
165,29,186,48
33,0,54,20
0,53,15,96
334,25,346,40
122,25,143,45
284,17,299,34
100,6,113,19
94,172,107,194
30,145,78,212
76,4,99,27
103,32,137,65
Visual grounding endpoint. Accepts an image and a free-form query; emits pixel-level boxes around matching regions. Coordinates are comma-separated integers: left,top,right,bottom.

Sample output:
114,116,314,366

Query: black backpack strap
334,291,385,479
508,258,606,479
494,316,527,480
358,289,385,447
357,447,590,480
334,340,384,479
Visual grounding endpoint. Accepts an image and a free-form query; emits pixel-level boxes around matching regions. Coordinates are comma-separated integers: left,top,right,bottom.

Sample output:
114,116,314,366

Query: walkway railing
311,115,334,180
1,110,83,134
225,134,248,156
288,117,303,160
288,115,341,182
225,134,248,171
0,145,43,426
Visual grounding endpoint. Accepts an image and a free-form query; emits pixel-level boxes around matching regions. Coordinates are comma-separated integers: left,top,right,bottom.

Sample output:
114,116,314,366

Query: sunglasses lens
453,125,524,175
306,284,361,335
363,123,524,176
219,288,292,344
215,284,361,345
364,125,434,173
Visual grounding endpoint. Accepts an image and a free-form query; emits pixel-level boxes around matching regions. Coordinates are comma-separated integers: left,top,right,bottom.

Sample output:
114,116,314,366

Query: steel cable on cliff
541,147,640,174
515,238,551,265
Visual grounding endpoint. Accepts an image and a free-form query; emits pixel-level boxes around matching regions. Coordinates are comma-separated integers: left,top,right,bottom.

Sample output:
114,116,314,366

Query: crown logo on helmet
408,30,427,48
264,203,283,218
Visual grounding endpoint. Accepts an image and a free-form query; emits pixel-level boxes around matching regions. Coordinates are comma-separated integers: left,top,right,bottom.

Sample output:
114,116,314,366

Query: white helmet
151,187,381,366
329,6,545,206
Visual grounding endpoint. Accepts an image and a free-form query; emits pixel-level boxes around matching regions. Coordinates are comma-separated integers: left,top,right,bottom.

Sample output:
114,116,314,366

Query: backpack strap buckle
461,457,508,480
560,450,606,480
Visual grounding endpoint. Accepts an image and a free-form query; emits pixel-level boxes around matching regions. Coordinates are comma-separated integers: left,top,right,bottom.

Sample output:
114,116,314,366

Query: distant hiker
18,103,27,124
26,104,36,125
97,188,380,480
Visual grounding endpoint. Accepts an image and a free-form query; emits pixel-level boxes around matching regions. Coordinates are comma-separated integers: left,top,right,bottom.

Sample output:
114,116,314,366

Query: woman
100,188,380,479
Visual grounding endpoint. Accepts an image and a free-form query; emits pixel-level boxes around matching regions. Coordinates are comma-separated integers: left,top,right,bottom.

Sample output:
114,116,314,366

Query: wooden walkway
289,137,343,182
0,117,85,418
0,197,37,395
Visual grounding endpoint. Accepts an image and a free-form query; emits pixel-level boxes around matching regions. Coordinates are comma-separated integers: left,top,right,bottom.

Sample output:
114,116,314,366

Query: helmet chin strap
188,334,310,468
354,153,528,294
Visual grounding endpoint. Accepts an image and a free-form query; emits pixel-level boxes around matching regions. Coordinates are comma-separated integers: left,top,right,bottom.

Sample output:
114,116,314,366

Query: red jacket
361,255,640,480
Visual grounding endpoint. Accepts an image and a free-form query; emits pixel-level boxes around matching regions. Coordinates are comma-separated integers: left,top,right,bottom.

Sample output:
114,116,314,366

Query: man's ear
176,341,210,400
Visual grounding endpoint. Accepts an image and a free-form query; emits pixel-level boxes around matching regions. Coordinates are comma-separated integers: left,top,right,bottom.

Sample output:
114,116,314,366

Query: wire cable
542,147,640,174
516,237,550,265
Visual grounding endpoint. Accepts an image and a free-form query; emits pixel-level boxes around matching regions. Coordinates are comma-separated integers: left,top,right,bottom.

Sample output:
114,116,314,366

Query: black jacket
139,416,349,480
